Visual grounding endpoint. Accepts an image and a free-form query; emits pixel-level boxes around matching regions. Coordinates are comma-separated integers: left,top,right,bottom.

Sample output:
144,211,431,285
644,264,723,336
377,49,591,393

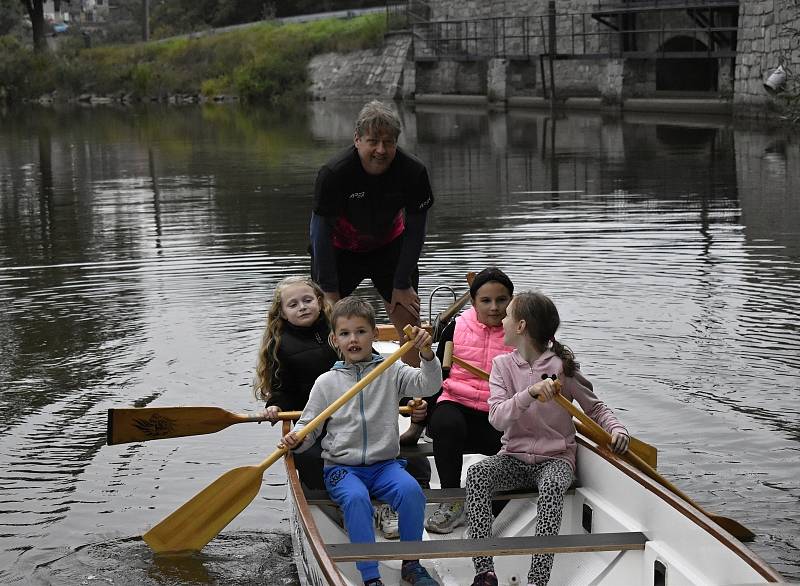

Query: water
0,102,798,584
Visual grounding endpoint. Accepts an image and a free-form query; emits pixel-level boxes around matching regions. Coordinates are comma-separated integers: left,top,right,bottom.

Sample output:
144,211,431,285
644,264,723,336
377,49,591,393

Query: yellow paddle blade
628,436,657,468
143,328,418,554
108,406,243,445
143,454,280,553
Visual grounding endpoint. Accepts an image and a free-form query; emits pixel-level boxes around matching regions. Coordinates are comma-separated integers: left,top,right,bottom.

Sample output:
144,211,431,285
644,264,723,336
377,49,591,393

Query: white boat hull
286,430,781,586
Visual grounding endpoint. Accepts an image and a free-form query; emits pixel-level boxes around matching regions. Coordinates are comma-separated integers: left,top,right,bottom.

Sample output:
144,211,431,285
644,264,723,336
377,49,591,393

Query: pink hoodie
488,349,627,471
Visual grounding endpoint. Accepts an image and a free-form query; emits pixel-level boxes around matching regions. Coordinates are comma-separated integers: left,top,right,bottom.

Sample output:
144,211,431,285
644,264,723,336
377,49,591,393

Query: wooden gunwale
284,423,348,586
575,434,783,582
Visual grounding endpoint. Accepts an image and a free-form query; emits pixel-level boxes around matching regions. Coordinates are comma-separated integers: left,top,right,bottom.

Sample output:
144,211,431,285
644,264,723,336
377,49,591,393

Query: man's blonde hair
354,100,401,141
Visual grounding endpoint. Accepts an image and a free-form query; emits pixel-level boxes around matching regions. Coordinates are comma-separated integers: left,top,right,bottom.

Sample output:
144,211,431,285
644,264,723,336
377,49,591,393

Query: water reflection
0,102,798,583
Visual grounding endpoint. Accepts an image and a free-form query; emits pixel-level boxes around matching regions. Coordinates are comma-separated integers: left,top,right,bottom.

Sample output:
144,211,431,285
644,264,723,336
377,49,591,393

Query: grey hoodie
291,351,442,467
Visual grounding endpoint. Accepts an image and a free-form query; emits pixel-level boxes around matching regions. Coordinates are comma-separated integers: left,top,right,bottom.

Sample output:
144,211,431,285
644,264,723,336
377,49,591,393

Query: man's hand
323,291,341,306
389,287,420,320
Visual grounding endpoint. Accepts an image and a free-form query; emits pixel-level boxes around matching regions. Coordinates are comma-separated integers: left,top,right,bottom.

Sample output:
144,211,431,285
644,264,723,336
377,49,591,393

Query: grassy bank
0,14,386,105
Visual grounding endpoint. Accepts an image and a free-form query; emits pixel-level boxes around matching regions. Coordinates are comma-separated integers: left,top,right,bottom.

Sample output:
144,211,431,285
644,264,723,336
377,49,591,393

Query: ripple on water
30,532,299,586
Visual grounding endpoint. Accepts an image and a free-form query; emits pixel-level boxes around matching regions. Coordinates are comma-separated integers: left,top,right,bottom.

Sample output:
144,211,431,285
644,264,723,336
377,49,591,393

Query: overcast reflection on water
0,101,798,584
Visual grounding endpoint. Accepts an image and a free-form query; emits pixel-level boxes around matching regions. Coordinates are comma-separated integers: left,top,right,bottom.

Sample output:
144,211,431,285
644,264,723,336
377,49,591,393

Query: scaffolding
386,0,739,100
387,1,738,62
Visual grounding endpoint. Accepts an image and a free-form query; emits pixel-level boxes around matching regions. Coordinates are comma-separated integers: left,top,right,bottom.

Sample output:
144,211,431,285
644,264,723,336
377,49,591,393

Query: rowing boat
283,338,783,585
285,423,782,585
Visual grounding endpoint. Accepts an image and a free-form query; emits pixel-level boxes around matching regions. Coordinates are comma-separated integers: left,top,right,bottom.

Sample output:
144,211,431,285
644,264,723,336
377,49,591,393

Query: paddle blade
143,464,266,553
711,516,756,542
107,406,241,445
629,436,657,469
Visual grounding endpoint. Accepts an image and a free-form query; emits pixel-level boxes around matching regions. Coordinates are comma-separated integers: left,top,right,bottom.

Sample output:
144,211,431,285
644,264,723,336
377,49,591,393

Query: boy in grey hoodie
281,296,442,586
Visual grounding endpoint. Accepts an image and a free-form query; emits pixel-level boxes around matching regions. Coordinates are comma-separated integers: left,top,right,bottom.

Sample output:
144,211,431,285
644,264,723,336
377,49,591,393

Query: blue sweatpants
324,459,425,582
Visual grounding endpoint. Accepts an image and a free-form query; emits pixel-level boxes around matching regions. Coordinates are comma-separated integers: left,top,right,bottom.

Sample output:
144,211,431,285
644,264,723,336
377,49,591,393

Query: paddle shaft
143,326,420,553
444,349,753,539
436,272,476,324
549,379,754,540
444,345,657,467
107,405,412,445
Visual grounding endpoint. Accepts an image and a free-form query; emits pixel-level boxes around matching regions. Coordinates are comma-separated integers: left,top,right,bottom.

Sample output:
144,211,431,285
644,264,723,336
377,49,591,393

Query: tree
1,0,25,36
19,0,70,52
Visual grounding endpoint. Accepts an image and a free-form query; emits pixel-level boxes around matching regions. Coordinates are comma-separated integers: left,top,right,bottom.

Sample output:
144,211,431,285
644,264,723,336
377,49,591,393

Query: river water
0,101,798,585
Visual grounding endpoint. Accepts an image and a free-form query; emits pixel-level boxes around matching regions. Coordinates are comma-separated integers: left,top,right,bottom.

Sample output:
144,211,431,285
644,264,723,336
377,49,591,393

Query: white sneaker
424,500,466,534
375,503,399,539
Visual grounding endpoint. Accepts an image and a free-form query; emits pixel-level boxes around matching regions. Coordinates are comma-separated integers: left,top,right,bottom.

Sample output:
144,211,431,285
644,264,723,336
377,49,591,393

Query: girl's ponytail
551,338,576,377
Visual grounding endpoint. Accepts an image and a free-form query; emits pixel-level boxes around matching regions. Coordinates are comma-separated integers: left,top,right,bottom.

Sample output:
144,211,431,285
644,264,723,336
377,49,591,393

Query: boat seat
303,484,577,506
398,441,435,459
326,531,648,561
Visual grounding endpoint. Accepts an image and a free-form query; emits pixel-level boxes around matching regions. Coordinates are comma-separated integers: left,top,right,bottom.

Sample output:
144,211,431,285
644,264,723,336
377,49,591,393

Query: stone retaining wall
305,1,800,118
308,33,412,101
734,0,800,116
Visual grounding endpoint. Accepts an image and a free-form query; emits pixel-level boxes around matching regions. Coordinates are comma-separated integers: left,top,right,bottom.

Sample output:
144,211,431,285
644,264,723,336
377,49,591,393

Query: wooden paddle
107,405,412,445
143,325,420,554
442,342,658,468
430,271,476,342
546,377,756,542
442,347,753,540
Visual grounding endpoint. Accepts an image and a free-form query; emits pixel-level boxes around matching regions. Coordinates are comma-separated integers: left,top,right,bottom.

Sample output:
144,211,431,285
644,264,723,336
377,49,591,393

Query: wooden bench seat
326,531,648,561
303,485,577,506
398,441,435,459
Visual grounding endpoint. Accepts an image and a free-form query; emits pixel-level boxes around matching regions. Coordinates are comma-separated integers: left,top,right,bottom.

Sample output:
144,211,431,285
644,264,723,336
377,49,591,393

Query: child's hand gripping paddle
142,325,419,554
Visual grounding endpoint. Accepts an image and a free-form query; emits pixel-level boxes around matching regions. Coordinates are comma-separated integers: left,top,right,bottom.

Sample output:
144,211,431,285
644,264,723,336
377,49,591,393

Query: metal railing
409,12,737,61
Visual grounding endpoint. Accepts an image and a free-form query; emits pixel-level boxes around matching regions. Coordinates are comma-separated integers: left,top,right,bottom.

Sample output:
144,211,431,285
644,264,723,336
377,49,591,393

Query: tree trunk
21,0,48,52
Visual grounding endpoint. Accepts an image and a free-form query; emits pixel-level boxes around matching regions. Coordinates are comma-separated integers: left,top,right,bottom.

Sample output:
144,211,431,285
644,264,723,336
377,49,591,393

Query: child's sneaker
374,503,399,539
424,500,465,534
470,571,498,586
401,561,439,585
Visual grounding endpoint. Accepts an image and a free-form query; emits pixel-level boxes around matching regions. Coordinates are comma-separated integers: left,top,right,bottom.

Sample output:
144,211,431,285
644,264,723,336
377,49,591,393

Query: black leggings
428,401,502,489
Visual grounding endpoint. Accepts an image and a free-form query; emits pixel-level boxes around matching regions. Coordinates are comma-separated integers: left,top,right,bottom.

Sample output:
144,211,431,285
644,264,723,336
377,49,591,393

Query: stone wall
411,0,736,99
734,0,800,115
304,1,800,117
308,33,412,101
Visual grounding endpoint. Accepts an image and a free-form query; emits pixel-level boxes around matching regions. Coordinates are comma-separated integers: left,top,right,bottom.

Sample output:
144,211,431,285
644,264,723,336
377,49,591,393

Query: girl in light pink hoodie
465,291,630,586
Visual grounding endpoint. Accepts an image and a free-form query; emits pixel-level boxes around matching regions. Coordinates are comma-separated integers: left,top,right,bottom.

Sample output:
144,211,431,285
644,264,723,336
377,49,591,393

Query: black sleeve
265,363,298,411
435,319,456,381
310,212,338,293
313,165,341,217
393,211,427,290
407,164,434,214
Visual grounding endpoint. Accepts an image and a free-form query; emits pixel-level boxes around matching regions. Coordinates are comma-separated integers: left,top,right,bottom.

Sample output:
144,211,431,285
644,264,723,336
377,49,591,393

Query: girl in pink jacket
424,268,515,535
466,291,630,586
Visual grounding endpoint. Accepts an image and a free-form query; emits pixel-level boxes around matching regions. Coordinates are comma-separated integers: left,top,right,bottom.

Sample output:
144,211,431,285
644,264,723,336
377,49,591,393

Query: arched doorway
656,36,718,92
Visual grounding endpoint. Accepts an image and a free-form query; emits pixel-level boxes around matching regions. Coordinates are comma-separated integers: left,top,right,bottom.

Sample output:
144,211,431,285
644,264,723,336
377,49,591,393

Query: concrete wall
304,1,800,118
308,33,412,101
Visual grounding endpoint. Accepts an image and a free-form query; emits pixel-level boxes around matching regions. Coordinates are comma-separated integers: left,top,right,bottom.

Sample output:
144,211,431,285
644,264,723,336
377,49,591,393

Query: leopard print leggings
466,455,574,586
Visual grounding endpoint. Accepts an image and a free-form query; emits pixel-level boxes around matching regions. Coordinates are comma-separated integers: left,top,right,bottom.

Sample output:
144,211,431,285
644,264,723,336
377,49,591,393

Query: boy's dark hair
469,267,514,299
511,291,577,376
331,296,377,330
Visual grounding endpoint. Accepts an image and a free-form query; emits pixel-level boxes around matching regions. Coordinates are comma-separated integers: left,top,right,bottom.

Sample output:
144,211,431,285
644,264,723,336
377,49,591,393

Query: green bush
0,35,57,101
0,13,386,103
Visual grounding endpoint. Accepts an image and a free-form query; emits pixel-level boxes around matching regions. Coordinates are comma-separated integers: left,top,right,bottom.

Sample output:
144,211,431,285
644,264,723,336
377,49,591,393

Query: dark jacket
266,316,339,412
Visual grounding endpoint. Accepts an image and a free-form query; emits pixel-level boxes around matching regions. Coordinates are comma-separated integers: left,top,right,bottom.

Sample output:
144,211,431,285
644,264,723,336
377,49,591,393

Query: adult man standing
310,100,434,360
